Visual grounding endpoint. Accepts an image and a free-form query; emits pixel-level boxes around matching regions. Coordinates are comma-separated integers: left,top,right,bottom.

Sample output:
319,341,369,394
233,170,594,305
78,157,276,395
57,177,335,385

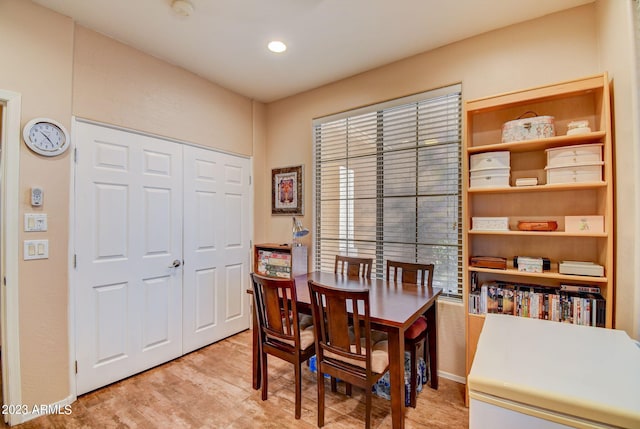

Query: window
313,84,462,297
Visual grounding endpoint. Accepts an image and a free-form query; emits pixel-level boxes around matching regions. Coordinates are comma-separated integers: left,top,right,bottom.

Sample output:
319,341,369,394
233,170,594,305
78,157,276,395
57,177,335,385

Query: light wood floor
12,330,468,428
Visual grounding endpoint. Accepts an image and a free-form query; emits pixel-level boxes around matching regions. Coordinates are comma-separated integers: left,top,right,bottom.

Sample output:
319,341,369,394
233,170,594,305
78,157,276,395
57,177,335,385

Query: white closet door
75,121,183,395
182,146,251,353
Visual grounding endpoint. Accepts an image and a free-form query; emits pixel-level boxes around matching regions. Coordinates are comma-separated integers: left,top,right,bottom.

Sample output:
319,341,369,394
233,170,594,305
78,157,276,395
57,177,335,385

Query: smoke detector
171,0,194,17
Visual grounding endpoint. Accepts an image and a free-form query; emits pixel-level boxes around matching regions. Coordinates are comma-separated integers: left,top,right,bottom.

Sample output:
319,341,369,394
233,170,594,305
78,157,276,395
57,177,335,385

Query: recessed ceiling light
268,41,287,53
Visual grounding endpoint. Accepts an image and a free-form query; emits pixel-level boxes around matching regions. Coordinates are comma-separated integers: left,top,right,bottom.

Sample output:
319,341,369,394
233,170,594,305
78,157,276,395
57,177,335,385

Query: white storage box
566,120,591,136
501,113,555,143
470,151,510,171
516,256,543,273
471,217,509,231
565,215,604,233
470,168,510,188
559,261,604,277
545,163,603,184
546,144,602,167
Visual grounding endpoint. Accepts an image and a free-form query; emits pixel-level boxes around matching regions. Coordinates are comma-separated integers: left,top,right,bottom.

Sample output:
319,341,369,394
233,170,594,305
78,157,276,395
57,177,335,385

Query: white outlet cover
23,239,49,260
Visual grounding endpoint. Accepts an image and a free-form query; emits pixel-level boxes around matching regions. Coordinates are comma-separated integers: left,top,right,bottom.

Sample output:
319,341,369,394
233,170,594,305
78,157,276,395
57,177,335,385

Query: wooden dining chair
334,255,373,279
386,259,435,408
250,273,315,419
308,279,389,429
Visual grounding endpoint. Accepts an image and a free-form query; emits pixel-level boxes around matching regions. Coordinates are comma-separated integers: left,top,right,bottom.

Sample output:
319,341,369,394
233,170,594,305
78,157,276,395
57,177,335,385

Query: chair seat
404,315,427,340
325,335,389,374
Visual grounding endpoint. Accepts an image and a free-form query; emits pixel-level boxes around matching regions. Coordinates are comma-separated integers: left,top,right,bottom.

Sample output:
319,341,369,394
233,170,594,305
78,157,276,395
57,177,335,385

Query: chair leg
365,388,372,429
294,362,302,419
317,369,325,427
330,376,337,392
424,334,431,384
409,342,417,408
261,352,268,401
345,383,352,396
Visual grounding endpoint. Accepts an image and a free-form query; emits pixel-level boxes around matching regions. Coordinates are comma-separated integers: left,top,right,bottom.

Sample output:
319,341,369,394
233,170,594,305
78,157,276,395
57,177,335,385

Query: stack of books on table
256,250,292,278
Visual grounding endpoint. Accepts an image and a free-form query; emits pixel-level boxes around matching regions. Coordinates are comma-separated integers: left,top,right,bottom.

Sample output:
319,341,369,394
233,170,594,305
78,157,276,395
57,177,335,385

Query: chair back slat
334,255,373,279
386,260,434,287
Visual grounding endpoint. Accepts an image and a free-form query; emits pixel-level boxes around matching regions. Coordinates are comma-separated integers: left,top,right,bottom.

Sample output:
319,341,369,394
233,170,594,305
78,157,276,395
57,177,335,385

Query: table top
294,271,442,329
468,314,640,428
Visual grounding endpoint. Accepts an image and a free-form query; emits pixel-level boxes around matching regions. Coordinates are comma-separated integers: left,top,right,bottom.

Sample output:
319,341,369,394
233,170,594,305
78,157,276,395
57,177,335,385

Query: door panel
194,268,217,332
182,147,251,353
75,121,183,395
224,264,244,320
218,155,251,333
141,275,175,350
94,282,128,365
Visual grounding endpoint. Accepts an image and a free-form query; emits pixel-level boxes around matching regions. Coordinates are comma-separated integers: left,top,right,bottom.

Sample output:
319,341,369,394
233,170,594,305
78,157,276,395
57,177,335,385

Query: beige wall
262,3,638,378
72,26,254,156
1,0,259,410
262,5,600,247
595,0,639,339
252,101,269,245
0,0,74,406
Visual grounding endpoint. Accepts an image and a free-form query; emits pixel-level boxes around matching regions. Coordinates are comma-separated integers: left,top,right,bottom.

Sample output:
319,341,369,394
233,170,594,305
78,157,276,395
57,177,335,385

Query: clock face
23,118,70,157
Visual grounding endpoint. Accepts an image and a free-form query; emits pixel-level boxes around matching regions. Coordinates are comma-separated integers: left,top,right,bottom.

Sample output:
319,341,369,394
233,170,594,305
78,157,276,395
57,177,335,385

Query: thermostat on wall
31,187,43,206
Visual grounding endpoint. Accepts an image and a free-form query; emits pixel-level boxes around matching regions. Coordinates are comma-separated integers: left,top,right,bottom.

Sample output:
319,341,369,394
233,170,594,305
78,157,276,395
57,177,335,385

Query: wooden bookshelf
253,243,308,279
462,74,614,401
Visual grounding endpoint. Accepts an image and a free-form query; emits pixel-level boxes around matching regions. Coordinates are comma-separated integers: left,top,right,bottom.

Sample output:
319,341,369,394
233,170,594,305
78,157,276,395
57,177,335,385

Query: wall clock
22,118,70,157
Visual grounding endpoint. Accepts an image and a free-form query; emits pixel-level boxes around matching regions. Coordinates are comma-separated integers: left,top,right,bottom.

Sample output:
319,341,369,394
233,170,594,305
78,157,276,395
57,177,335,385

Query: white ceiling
33,0,593,103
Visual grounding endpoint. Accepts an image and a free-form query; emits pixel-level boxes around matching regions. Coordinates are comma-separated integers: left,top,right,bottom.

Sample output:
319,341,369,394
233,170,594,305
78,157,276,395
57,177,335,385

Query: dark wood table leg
387,327,405,429
250,294,261,390
425,302,438,390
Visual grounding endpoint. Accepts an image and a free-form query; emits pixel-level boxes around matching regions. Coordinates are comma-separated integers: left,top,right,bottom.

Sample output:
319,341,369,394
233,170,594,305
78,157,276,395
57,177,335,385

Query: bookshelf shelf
466,131,606,154
467,181,607,194
462,74,614,401
468,266,608,283
468,230,608,238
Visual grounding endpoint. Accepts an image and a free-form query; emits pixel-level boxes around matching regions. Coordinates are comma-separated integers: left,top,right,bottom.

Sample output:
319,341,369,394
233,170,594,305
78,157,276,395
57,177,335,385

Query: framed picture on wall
272,165,303,215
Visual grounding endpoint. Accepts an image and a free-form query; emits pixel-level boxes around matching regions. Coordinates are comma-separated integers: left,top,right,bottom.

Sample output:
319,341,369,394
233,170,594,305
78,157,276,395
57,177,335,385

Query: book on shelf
468,280,605,327
559,283,601,294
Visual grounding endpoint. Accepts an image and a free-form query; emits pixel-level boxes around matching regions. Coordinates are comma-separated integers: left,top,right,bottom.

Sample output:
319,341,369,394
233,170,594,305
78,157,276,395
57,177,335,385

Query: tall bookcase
463,74,614,381
253,243,308,279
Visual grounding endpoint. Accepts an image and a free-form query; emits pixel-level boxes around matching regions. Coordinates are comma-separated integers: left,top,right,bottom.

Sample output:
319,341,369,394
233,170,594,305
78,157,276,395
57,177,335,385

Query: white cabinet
468,315,640,429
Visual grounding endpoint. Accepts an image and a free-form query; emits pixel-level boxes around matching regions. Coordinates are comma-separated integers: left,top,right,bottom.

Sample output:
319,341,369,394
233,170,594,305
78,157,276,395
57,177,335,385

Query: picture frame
272,165,303,215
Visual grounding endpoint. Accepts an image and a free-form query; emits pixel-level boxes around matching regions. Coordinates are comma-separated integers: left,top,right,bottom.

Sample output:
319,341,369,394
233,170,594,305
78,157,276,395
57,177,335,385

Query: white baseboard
438,370,466,385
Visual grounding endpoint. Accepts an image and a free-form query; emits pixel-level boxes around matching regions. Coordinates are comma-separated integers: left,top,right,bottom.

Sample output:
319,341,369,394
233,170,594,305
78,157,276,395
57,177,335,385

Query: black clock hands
39,130,54,145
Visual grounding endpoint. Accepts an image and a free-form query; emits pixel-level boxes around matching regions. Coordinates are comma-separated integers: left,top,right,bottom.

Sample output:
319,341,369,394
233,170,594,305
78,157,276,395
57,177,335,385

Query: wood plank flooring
12,330,468,428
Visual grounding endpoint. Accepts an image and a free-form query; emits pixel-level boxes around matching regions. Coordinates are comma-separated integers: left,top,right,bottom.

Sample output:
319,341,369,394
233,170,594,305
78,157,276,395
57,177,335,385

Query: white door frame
0,89,23,426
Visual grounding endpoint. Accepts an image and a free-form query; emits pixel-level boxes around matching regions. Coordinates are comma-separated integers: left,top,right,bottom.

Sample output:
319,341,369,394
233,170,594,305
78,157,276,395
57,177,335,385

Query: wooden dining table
250,271,442,429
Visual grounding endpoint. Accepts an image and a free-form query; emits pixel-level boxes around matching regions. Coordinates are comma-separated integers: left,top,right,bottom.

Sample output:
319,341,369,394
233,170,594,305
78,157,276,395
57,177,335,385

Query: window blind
313,84,462,298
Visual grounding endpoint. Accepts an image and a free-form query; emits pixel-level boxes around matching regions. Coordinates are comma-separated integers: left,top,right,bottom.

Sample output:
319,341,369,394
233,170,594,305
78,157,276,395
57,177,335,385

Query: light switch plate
24,213,48,232
23,239,49,260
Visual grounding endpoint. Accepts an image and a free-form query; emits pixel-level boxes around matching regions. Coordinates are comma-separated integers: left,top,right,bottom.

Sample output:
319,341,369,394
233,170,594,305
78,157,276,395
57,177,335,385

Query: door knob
169,259,182,268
